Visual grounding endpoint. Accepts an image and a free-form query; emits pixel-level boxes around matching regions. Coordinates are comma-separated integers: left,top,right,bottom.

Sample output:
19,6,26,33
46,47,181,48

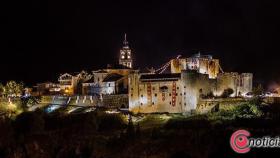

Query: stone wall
181,70,216,112
216,72,253,97
102,94,128,108
196,98,248,114
40,94,128,108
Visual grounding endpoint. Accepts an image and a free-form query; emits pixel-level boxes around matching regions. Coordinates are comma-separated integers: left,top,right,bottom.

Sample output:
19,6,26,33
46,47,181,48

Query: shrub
221,88,234,98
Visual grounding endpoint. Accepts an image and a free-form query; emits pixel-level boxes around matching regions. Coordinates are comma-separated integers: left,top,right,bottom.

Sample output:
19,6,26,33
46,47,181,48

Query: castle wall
129,73,183,113
208,59,220,79
216,73,253,97
238,73,253,96
216,73,239,97
181,71,216,111
171,57,219,79
129,71,217,114
171,59,187,73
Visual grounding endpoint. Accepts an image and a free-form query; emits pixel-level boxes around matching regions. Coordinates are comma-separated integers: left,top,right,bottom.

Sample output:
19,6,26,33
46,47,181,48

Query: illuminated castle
119,34,133,68
128,53,253,114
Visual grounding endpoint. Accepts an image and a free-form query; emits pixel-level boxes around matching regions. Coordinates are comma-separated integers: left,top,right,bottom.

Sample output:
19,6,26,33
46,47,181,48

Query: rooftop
102,73,124,82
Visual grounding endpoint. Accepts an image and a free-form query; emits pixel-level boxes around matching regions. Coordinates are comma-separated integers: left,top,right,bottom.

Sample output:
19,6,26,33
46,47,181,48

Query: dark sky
0,0,279,87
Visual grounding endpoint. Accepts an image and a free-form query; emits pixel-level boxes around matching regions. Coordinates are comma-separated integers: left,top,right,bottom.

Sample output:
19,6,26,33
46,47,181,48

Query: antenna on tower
123,33,128,46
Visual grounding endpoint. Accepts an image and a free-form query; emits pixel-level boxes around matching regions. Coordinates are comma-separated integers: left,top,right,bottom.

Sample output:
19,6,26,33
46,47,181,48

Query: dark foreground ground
1,103,280,158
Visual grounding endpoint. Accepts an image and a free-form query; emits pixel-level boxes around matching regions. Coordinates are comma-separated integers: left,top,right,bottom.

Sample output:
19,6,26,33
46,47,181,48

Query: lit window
128,55,131,59
122,55,125,59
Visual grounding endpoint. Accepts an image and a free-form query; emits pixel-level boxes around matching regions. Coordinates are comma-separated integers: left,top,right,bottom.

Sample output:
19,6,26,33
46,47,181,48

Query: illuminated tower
119,34,133,68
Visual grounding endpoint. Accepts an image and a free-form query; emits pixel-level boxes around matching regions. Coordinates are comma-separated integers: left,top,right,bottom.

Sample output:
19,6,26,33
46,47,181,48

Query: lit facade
119,34,133,69
129,53,253,114
171,53,220,79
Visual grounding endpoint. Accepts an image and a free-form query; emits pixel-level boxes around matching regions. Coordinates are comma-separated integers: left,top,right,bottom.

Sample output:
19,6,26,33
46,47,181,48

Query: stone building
81,35,134,96
129,71,217,113
82,72,127,95
58,73,76,95
129,53,253,114
119,34,133,68
34,82,60,95
215,72,253,97
58,71,91,95
171,53,220,79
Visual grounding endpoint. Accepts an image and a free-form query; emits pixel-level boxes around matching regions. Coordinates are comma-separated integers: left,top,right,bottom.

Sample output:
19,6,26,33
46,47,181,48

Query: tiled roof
83,77,95,83
93,70,108,73
102,73,124,82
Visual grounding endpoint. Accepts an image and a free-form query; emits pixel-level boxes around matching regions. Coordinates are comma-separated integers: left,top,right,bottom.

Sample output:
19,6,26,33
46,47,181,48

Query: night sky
0,0,279,87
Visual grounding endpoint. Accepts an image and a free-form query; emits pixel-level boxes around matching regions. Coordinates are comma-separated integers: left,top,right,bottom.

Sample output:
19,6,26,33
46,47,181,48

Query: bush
208,103,263,120
234,103,263,118
221,88,234,98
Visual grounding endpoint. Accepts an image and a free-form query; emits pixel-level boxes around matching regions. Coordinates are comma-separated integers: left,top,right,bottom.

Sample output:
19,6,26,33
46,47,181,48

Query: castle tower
119,34,133,68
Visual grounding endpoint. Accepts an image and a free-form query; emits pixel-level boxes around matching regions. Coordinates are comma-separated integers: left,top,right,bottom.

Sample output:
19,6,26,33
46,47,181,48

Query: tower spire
123,33,128,46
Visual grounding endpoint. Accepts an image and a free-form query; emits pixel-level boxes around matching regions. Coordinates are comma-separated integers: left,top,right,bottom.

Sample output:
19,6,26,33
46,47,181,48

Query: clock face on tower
119,34,133,68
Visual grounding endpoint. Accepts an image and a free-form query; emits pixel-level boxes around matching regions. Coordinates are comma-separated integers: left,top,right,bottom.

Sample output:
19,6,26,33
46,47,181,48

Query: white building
129,54,253,114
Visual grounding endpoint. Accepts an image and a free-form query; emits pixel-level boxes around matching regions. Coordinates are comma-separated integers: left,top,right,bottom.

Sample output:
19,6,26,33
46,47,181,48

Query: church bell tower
119,34,133,68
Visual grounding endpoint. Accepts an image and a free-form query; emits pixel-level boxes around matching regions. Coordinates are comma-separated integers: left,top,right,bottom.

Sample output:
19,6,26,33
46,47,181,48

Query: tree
252,84,264,96
250,84,264,106
3,81,24,97
0,83,4,97
20,96,41,111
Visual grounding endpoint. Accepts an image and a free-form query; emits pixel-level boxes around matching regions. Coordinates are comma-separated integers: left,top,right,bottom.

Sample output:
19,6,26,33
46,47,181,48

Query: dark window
152,102,154,105
169,102,171,105
141,95,143,97
169,93,171,96
131,94,133,97
184,92,186,95
155,93,157,97
177,87,179,90
152,87,155,90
